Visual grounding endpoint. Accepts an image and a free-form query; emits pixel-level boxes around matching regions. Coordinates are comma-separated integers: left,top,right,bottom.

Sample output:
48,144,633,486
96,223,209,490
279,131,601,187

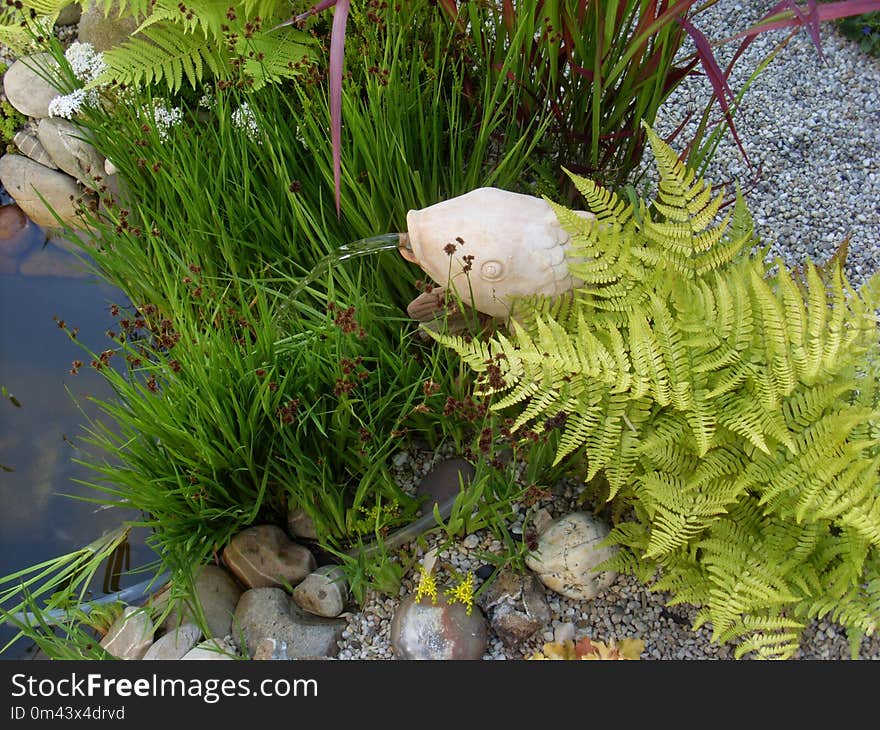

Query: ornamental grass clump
0,35,527,623
68,269,452,558
435,124,880,659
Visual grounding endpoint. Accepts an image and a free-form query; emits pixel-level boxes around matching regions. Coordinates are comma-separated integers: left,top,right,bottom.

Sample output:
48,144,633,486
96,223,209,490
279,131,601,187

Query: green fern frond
241,31,313,89
19,0,70,15
722,618,804,660
89,1,311,91
628,309,671,406
585,394,630,488
811,456,880,522
435,124,880,659
750,267,796,396
97,24,228,92
716,392,771,455
777,263,807,365
555,401,602,464
802,263,829,383
559,167,634,227
0,25,32,56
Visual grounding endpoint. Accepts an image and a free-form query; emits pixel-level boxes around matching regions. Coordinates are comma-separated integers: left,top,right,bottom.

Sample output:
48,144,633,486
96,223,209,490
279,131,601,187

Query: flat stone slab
3,54,61,118
0,154,92,230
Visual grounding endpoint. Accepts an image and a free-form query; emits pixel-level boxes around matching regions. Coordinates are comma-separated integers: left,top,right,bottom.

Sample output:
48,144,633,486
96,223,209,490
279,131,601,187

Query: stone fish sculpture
398,187,594,326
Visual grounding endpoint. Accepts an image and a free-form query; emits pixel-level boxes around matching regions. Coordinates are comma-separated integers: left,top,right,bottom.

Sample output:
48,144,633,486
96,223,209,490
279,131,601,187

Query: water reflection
0,202,154,658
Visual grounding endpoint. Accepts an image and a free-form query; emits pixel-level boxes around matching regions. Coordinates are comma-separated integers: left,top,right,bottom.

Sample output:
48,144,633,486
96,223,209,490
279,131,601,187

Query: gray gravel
339,443,880,660
644,1,880,288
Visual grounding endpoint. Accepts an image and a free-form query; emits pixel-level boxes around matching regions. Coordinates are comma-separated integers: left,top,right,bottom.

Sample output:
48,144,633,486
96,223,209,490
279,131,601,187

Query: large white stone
0,154,92,229
2,54,62,118
525,511,618,601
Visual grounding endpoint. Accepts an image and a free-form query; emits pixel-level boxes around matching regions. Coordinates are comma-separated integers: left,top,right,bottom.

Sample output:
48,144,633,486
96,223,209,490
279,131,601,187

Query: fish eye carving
479,259,504,281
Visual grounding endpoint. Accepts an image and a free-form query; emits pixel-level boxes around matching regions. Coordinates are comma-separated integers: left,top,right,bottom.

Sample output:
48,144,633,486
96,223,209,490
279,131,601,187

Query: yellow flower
414,565,438,605
444,572,475,615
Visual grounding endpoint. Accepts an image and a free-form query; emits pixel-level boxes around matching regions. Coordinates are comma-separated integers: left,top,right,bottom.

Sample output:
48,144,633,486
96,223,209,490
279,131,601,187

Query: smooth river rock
233,587,344,659
180,638,237,660
77,1,141,51
55,2,83,26
415,457,475,514
291,565,348,618
286,506,318,541
477,568,550,648
37,117,105,190
99,606,154,660
13,130,58,170
0,154,91,229
2,54,62,118
183,564,243,638
524,511,618,601
222,524,316,589
390,594,487,660
142,623,201,660
0,204,29,247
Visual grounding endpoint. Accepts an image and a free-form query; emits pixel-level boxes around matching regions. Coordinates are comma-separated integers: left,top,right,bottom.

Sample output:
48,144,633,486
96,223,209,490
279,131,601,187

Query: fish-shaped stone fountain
398,187,594,327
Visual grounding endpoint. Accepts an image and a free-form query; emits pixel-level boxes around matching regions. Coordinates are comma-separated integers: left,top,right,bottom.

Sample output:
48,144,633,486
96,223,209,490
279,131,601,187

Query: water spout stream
286,233,407,302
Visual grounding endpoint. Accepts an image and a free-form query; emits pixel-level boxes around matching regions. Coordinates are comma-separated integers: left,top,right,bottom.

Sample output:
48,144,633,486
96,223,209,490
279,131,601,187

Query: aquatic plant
0,527,131,656
61,278,437,572
0,48,543,620
434,124,880,659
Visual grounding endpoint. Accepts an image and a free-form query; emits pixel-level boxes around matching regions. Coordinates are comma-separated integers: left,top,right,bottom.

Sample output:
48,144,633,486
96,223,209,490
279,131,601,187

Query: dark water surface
0,212,154,658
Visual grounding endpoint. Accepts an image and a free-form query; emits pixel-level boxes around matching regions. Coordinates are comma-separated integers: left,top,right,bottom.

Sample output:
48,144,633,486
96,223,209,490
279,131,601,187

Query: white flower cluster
231,102,261,144
48,88,90,119
151,99,184,141
198,85,215,109
47,42,107,119
64,41,106,84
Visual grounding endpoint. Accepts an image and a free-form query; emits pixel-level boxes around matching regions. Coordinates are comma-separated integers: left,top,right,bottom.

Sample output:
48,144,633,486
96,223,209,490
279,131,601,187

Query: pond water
0,198,154,659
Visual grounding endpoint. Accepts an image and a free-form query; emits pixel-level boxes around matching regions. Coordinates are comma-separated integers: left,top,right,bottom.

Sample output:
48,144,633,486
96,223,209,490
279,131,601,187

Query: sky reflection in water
0,214,154,658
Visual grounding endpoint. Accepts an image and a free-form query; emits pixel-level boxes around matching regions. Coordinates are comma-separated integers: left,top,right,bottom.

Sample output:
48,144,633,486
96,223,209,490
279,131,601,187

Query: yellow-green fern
431,122,880,659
